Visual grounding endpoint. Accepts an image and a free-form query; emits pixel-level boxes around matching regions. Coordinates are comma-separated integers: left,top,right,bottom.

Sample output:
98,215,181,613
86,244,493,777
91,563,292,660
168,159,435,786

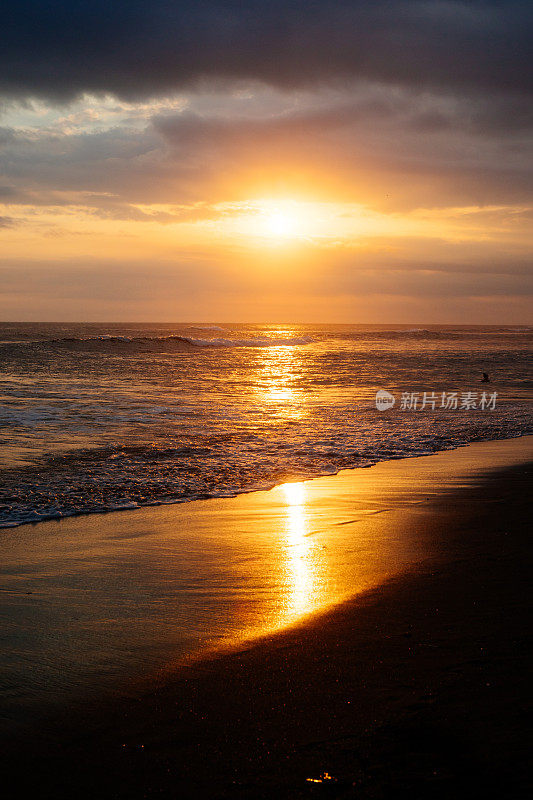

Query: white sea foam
184,336,313,348
187,325,225,331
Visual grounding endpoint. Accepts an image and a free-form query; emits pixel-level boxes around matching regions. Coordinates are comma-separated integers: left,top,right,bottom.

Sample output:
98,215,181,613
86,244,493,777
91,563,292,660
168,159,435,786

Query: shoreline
1,431,531,532
1,437,532,797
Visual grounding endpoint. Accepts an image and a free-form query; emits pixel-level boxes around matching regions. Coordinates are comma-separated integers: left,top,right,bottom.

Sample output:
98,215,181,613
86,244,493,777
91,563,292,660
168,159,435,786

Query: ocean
1,322,532,530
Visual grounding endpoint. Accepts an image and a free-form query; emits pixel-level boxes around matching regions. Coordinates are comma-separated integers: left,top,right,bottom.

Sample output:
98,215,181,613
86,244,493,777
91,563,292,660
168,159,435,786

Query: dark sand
2,455,532,799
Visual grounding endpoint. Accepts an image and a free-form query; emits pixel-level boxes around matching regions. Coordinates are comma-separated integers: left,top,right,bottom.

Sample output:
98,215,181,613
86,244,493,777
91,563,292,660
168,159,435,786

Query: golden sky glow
1,81,532,322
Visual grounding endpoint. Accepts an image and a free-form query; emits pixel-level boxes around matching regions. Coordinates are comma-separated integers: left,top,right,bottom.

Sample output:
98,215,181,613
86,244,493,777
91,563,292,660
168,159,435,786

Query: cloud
1,244,531,322
2,81,532,215
2,240,531,298
2,2,532,102
151,93,533,209
0,124,167,201
0,184,18,197
1,4,530,323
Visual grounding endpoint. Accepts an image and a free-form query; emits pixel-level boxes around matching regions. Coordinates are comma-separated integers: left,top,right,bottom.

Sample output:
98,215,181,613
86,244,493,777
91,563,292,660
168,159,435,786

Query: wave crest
7,333,314,349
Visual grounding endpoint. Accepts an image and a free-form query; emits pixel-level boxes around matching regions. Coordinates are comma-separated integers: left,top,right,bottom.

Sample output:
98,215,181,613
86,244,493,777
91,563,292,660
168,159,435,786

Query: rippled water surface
1,322,532,527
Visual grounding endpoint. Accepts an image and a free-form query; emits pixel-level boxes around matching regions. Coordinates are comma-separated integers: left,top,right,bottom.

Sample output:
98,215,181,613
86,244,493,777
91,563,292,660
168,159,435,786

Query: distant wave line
0,334,314,349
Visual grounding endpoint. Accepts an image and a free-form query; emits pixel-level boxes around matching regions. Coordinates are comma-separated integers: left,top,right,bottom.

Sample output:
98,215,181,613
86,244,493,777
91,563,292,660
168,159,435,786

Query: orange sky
1,6,532,323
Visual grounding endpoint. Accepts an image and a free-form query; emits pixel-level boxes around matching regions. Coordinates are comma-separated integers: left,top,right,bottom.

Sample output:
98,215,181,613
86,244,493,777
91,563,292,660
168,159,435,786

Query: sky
1,1,532,322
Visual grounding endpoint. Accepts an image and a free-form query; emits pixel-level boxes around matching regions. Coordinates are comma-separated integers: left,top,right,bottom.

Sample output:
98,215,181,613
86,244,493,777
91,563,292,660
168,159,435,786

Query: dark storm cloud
2,1,532,102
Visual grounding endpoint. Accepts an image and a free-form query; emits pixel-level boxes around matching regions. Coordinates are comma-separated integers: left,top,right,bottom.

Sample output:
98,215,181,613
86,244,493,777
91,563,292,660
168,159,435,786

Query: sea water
0,322,532,528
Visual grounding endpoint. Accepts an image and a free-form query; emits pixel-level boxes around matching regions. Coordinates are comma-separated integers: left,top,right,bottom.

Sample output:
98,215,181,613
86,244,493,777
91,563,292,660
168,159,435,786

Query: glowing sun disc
266,212,295,237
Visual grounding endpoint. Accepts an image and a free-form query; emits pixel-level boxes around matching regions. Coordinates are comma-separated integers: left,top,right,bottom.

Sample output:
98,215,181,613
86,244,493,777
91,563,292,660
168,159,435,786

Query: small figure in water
481,372,490,383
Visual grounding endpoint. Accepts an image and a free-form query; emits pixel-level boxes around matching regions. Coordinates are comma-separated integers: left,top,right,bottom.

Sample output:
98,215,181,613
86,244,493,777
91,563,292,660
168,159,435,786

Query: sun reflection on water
254,337,307,419
264,385,297,402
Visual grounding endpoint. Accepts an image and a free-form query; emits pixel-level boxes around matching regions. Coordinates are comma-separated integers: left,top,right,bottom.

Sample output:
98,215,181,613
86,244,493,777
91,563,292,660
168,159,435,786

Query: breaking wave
1,334,314,350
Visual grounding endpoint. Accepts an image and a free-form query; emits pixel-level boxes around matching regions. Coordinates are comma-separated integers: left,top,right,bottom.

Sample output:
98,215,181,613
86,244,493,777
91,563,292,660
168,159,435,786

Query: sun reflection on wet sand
281,481,322,619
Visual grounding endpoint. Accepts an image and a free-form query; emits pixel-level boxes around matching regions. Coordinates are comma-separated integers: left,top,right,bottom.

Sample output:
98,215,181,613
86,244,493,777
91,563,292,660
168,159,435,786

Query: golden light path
253,338,306,417
281,481,319,619
252,340,320,619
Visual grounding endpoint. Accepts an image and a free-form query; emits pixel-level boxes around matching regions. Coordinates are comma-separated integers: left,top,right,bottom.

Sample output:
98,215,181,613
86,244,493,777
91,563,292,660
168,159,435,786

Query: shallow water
1,323,532,528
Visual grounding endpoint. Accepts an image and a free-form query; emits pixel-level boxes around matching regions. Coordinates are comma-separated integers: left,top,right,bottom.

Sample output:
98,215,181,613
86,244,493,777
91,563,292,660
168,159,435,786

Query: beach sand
1,437,532,798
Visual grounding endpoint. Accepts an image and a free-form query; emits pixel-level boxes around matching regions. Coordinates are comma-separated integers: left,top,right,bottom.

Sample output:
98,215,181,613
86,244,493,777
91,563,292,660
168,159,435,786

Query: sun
265,210,297,238
241,197,325,243
257,200,304,240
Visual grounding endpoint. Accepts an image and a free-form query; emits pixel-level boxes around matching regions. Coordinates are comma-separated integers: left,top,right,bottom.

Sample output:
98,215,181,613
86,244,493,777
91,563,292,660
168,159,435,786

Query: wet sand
1,437,532,797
